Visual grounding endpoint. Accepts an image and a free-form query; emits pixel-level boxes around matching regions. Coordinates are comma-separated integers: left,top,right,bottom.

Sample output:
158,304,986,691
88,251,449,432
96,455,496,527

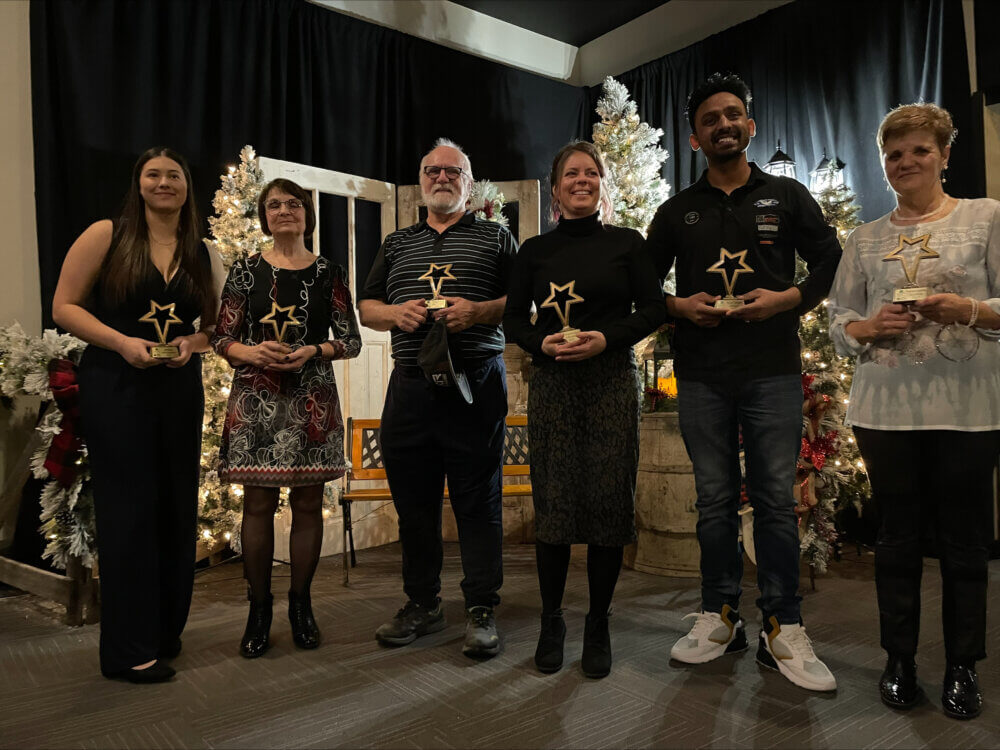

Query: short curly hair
876,102,956,153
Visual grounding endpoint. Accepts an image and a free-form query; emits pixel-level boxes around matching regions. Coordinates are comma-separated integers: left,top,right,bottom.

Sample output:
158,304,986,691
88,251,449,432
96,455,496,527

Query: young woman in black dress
504,142,666,678
213,179,361,657
52,147,223,683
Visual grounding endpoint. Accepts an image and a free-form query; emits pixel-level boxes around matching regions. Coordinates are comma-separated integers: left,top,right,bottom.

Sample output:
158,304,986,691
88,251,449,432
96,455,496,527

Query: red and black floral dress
212,254,361,487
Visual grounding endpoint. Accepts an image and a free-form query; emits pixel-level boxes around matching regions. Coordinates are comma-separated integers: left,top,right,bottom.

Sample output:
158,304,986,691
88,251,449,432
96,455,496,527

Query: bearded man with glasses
358,138,518,658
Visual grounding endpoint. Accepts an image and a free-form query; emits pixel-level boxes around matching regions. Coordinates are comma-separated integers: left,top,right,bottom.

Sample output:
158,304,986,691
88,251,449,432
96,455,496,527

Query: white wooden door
258,157,395,420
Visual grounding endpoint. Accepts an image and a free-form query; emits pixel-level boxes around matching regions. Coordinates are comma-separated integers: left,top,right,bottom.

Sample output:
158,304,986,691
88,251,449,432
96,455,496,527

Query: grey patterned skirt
528,347,641,546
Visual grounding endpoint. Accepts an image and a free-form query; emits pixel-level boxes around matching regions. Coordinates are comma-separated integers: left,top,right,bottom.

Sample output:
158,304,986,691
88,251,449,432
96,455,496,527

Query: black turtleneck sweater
503,212,666,363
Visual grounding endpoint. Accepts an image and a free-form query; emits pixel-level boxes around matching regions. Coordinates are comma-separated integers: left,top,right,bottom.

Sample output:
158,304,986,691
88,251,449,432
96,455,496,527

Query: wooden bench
340,414,531,583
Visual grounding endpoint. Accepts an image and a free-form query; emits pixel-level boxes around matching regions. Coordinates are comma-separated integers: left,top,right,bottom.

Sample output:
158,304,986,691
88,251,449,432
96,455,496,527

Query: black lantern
762,139,797,180
809,150,846,194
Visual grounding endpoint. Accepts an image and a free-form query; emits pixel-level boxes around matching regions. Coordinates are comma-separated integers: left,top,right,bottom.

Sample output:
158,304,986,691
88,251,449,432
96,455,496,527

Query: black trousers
853,426,1000,663
79,349,203,673
380,355,506,609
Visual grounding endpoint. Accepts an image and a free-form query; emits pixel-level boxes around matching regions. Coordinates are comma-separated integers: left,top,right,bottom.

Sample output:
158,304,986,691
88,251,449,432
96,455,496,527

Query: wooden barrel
625,412,700,577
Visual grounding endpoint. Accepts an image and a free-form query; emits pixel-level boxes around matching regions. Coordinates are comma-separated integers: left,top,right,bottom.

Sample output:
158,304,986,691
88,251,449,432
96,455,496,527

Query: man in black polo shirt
358,138,516,659
645,73,841,691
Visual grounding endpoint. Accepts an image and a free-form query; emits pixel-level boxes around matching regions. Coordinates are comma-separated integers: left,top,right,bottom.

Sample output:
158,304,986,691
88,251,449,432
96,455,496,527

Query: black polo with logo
360,212,518,366
645,163,842,383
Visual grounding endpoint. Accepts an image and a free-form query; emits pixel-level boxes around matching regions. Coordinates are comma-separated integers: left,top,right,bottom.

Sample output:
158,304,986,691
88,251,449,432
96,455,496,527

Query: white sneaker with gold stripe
756,616,837,692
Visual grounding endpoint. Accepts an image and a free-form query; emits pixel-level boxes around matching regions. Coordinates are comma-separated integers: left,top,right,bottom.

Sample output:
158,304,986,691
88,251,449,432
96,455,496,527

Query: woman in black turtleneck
503,141,666,678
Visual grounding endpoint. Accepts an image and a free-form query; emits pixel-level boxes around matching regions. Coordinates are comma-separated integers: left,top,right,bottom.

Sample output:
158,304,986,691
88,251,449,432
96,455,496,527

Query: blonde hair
549,141,614,224
876,102,956,153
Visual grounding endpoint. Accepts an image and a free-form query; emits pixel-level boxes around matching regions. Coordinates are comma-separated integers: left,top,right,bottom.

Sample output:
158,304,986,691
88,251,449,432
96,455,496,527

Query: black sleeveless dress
77,232,208,675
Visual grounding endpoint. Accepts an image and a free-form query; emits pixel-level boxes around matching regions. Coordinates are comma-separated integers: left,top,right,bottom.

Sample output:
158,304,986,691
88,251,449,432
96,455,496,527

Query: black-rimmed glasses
422,165,466,181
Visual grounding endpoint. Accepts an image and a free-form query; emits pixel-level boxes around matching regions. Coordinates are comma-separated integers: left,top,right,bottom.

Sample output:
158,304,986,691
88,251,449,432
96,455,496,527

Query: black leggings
535,541,623,617
853,427,1000,663
241,485,325,600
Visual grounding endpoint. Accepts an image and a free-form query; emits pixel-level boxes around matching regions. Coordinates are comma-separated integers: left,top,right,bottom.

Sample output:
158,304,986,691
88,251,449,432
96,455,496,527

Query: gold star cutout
418,263,458,298
882,234,939,284
707,248,755,297
540,280,585,328
138,300,183,344
259,301,303,343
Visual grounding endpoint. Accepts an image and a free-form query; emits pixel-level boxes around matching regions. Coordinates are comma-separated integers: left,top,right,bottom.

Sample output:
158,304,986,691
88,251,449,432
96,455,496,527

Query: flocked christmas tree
591,76,670,235
795,169,868,573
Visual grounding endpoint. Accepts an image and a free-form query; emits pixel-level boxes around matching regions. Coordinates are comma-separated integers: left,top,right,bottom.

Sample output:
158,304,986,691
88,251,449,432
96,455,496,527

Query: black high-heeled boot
534,609,566,673
288,591,321,649
582,612,612,679
879,653,921,709
240,591,273,658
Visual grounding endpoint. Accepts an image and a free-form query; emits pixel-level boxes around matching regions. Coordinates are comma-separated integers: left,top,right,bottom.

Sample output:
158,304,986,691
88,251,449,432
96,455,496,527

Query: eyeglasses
264,198,304,212
422,166,466,181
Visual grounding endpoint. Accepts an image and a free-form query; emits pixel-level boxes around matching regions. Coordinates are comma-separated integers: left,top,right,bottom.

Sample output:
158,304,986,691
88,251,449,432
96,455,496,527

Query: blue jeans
677,374,803,624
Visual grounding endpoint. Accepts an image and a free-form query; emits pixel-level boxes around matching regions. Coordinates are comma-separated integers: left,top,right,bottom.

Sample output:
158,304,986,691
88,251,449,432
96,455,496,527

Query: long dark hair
101,147,211,307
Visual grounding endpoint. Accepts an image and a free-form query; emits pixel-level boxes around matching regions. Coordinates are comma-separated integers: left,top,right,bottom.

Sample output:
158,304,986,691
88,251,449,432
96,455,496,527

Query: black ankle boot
240,591,273,658
879,653,921,709
942,662,982,719
581,612,612,679
534,610,566,674
288,590,321,650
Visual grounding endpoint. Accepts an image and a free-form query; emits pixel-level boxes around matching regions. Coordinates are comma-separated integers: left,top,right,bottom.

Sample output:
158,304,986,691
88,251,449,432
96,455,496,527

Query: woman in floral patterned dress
213,178,361,658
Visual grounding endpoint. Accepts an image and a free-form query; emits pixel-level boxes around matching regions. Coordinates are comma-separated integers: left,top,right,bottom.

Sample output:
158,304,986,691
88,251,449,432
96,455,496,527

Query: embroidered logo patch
755,214,780,232
684,211,700,225
754,198,779,208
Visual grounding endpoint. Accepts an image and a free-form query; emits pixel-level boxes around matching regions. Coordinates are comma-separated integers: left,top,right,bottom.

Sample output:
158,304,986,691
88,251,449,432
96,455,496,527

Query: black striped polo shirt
360,212,518,366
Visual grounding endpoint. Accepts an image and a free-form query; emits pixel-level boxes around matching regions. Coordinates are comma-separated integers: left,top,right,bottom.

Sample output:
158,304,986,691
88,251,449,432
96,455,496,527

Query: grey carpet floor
1,542,998,749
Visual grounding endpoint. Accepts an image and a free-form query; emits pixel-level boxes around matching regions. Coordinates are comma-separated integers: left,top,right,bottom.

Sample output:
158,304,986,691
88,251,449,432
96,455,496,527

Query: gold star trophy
138,300,183,358
540,280,585,343
259,301,303,343
707,248,755,309
419,263,457,310
883,234,939,303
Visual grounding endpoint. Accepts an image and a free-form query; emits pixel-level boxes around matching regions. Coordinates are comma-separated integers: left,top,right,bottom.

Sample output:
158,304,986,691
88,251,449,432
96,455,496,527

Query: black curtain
32,0,977,328
30,0,586,327
582,0,976,223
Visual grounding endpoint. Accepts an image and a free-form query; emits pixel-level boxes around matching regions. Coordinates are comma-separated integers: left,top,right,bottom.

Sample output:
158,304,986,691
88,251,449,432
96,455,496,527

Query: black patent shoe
102,660,176,684
534,610,567,674
288,591,321,650
879,654,922,709
240,592,273,658
581,612,612,679
942,663,982,720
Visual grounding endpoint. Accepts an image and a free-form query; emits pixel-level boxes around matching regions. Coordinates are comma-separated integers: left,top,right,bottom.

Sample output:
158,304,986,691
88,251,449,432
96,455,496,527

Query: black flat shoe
534,610,566,674
102,660,176,684
879,653,922,709
159,638,182,661
288,591,321,650
240,592,273,658
942,663,982,720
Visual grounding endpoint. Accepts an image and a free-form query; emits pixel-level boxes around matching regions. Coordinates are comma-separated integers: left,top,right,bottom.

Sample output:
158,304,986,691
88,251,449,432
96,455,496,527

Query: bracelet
966,297,979,328
314,344,324,359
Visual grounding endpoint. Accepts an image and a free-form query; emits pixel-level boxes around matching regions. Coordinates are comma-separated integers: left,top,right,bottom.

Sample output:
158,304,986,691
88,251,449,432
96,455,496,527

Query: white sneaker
670,604,747,664
756,616,837,692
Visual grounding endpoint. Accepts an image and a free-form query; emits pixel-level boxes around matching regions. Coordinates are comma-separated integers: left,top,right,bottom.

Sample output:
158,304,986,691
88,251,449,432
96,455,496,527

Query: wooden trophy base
714,296,745,310
892,286,929,303
150,345,180,359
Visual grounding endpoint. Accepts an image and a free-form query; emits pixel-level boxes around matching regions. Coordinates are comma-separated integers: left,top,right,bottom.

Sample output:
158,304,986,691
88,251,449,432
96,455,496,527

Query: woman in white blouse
829,102,1000,720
